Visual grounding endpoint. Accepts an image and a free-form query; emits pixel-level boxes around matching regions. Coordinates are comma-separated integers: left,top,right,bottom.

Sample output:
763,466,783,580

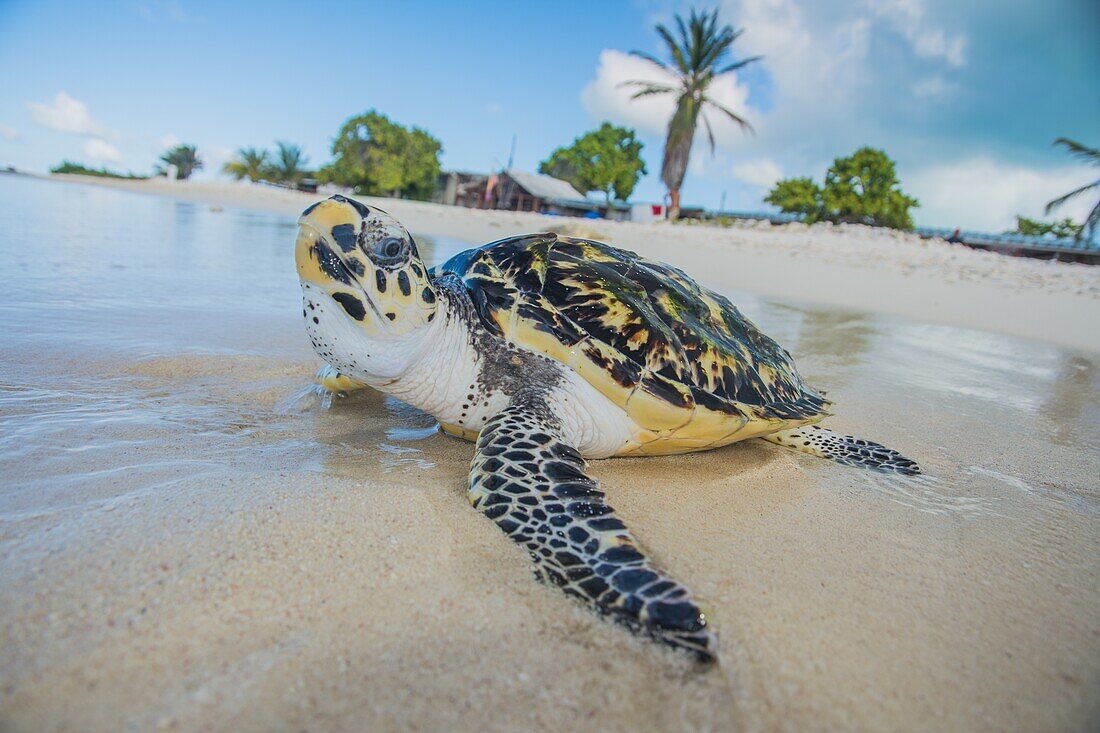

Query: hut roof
504,169,585,201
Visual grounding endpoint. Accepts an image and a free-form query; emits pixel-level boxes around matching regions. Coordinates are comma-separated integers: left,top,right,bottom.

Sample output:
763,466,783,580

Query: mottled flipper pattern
764,425,921,475
469,396,716,661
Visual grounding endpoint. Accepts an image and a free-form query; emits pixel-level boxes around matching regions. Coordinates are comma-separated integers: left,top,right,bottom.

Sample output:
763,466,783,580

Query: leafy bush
539,123,647,202
319,111,441,200
1012,216,1083,239
765,147,918,230
763,177,821,219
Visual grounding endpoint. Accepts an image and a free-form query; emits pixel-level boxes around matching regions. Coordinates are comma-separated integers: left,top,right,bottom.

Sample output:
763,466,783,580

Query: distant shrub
766,147,918,230
50,161,148,179
1012,216,1083,240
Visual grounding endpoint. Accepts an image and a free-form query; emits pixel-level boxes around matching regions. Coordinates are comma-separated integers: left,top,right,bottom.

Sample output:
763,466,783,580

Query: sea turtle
295,195,919,661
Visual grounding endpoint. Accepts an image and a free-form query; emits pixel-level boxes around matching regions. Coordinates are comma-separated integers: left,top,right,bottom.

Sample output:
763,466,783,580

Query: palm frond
627,49,674,75
653,24,687,74
696,25,735,71
1085,200,1100,241
617,78,664,88
629,85,677,100
701,112,717,155
675,13,692,67
701,95,754,134
1044,178,1100,214
618,79,676,95
1053,138,1100,166
717,55,763,75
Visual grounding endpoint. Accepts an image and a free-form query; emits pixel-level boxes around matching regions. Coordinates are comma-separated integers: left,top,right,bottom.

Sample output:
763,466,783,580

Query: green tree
621,9,760,219
763,177,822,219
319,111,442,199
222,147,269,181
159,144,203,180
1044,137,1099,241
267,141,309,186
1012,216,1083,240
766,147,919,230
539,123,647,202
821,147,918,229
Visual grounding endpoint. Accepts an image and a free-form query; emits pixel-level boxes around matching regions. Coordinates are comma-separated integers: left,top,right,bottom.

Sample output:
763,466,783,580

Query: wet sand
1,176,1098,731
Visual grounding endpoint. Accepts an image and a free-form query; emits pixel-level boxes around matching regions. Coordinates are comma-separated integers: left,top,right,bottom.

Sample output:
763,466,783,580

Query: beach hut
436,168,633,220
492,170,633,220
435,170,490,208
488,170,586,214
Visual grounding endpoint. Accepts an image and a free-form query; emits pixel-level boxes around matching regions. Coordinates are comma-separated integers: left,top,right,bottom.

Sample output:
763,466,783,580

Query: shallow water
0,174,1097,732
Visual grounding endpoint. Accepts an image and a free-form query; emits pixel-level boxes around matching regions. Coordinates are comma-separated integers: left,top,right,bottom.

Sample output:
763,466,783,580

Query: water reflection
412,232,467,268
1039,353,1099,449
793,308,875,369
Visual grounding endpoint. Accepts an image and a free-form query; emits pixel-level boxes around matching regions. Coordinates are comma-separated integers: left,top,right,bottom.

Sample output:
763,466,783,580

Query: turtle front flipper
470,395,716,661
313,363,369,394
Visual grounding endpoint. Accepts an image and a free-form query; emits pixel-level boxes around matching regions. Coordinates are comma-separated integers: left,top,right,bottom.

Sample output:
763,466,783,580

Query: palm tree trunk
661,97,698,222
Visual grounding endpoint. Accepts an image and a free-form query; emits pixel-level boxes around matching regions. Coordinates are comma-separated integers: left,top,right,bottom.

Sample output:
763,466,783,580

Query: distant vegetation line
50,161,149,180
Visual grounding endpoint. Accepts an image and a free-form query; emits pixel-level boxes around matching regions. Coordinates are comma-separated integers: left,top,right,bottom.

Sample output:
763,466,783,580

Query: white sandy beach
1,174,1097,732
49,173,1100,353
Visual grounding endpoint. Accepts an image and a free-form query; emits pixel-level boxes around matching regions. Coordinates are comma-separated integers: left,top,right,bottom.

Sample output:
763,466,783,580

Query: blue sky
0,0,1096,230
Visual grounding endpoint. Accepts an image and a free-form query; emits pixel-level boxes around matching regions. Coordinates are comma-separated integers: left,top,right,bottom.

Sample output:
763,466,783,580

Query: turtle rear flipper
764,426,921,475
470,395,716,662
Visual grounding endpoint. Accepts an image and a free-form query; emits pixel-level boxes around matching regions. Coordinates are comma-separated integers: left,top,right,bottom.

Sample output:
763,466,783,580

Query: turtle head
296,195,439,379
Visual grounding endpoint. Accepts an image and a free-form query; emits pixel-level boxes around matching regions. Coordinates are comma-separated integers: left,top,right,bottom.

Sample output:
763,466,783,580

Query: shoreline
47,173,1100,353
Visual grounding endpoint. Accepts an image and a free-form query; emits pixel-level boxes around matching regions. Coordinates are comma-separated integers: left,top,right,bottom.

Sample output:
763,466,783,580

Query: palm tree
268,142,309,187
223,146,269,181
159,144,203,180
621,9,760,219
1045,137,1100,241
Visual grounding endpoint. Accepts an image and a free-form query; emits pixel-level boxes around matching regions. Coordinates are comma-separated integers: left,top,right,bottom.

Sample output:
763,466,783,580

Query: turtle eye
375,237,406,262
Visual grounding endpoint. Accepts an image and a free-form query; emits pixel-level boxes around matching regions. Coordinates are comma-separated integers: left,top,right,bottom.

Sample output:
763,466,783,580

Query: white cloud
26,91,114,138
732,158,783,188
864,0,967,66
907,158,1096,231
582,50,680,138
914,29,966,67
723,0,870,110
159,133,181,149
581,49,755,150
83,138,122,163
0,124,21,141
912,76,955,100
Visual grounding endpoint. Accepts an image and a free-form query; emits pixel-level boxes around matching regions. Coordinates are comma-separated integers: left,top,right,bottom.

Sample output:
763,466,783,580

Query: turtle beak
295,197,363,290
